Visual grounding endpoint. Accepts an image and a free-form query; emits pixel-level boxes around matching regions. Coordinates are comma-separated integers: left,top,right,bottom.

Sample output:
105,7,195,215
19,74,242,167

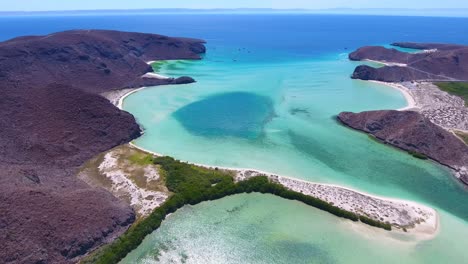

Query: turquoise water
173,92,274,139
2,13,468,264
125,54,467,217
122,50,468,263
121,194,468,264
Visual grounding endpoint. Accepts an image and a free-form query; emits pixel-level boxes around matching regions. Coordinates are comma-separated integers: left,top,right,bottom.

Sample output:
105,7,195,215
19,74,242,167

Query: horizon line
3,7,468,12
1,8,468,18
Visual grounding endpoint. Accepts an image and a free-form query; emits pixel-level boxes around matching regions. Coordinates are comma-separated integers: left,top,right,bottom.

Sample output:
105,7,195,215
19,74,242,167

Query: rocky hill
337,110,468,184
0,30,205,263
349,43,468,82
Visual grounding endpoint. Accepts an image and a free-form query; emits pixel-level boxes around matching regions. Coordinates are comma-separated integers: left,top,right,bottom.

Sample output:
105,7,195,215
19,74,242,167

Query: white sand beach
142,72,171,79
127,142,438,237
368,80,417,110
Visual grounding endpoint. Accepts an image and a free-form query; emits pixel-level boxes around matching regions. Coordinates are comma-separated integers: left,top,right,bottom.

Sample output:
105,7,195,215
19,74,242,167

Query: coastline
358,59,468,132
126,142,438,237
367,80,417,111
102,61,172,108
123,141,438,237
350,77,468,184
108,61,439,237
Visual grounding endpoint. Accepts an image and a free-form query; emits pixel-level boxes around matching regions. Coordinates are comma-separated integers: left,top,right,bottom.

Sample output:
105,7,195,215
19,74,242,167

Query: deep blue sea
3,13,468,264
2,14,468,57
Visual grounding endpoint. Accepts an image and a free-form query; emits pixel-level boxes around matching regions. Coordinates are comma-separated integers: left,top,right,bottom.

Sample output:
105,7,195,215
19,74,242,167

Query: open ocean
3,13,468,263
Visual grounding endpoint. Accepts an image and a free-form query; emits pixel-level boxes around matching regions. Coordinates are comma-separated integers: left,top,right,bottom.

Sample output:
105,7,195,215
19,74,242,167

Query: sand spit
128,142,438,237
236,170,437,236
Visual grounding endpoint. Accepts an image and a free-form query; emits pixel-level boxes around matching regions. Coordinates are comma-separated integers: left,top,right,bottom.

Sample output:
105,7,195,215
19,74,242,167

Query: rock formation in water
0,30,205,263
349,43,468,82
337,110,468,185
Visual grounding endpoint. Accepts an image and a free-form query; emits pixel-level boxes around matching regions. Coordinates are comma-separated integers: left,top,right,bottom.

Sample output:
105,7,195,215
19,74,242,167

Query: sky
1,0,468,12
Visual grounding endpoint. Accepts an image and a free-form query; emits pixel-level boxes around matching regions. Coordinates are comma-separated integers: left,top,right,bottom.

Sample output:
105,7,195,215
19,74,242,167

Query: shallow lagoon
123,52,468,263
1,13,468,264
121,194,468,264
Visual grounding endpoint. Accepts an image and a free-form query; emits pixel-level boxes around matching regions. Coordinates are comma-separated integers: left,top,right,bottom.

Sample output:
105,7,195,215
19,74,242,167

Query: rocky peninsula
0,30,205,263
340,42,468,185
338,111,468,184
349,42,468,82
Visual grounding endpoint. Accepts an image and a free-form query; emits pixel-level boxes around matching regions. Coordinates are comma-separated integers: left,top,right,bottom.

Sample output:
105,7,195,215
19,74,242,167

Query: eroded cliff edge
0,30,205,263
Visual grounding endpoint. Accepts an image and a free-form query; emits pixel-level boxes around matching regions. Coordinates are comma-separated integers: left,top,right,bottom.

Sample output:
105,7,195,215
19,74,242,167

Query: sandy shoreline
101,61,171,108
361,58,468,132
127,142,438,238
108,61,439,237
367,80,468,132
142,72,171,80
368,80,417,111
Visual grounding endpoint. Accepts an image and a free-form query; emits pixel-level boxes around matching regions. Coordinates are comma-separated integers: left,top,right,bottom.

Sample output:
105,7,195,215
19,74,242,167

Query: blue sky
2,0,468,11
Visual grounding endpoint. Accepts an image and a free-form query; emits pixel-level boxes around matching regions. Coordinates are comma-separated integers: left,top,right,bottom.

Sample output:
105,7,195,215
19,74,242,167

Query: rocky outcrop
172,76,196,84
349,43,468,82
337,110,468,184
0,30,206,263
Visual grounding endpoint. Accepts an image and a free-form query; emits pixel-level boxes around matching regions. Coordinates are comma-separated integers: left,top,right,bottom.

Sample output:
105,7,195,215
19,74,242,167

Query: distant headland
339,42,468,185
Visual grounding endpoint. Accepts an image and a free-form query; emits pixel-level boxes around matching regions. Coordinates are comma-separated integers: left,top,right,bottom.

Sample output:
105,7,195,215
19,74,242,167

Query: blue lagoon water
173,92,274,139
3,14,468,263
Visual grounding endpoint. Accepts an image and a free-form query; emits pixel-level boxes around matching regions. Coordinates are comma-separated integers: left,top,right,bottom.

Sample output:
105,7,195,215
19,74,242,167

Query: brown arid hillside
349,43,468,82
0,29,205,263
338,110,468,184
